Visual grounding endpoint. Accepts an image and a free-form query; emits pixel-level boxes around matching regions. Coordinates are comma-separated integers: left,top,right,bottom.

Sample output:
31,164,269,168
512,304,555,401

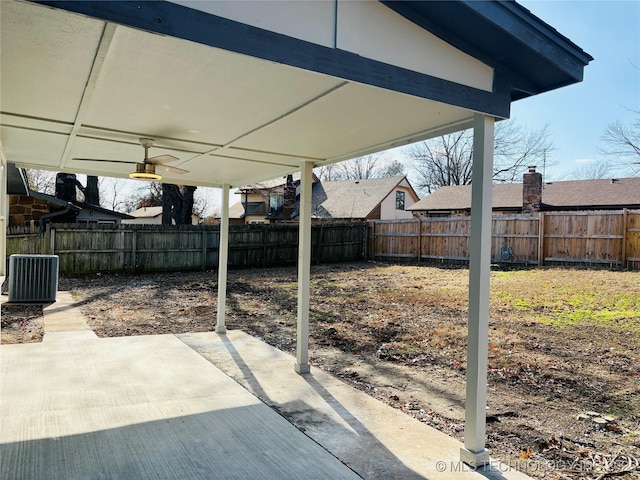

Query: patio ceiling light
129,163,162,181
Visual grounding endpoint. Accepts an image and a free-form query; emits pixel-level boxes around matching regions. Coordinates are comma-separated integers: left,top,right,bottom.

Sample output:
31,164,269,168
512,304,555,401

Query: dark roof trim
7,163,29,195
27,190,134,218
28,190,81,211
73,201,135,219
541,204,640,212
383,0,592,100
35,0,510,117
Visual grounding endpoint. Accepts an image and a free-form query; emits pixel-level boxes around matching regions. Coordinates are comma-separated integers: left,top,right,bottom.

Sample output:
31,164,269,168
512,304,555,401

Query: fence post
362,222,368,261
538,212,545,266
201,229,207,271
131,229,137,273
48,226,56,255
315,223,324,265
370,221,375,260
416,218,421,262
621,208,628,268
262,226,268,268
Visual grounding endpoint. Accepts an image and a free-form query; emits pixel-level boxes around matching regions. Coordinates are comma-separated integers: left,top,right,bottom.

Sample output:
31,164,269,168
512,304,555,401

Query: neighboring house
9,189,133,228
409,168,640,216
234,173,320,224
312,176,419,221
7,168,133,229
123,206,200,225
230,175,420,224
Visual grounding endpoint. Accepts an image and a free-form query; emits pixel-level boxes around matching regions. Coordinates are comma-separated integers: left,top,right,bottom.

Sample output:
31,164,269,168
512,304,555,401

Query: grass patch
491,268,640,332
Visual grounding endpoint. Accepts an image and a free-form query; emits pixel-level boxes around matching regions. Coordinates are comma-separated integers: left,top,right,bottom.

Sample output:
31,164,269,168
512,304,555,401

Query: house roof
384,1,593,101
228,202,246,220
127,206,199,220
28,190,134,218
408,177,640,212
237,173,320,193
312,176,413,219
29,190,133,219
128,206,163,219
1,0,591,190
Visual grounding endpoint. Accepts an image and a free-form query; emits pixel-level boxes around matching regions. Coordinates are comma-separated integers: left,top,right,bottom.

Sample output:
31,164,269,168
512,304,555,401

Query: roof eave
384,0,593,101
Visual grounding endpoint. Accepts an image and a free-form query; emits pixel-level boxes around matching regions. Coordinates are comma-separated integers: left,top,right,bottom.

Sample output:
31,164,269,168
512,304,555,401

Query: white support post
216,184,230,334
295,161,313,374
0,147,7,280
460,113,494,468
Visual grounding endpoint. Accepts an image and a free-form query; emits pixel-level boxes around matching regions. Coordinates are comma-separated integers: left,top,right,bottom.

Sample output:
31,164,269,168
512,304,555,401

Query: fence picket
6,222,366,274
371,210,640,269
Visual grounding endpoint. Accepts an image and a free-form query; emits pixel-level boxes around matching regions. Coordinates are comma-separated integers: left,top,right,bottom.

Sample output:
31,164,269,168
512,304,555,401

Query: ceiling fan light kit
74,137,188,182
129,162,162,181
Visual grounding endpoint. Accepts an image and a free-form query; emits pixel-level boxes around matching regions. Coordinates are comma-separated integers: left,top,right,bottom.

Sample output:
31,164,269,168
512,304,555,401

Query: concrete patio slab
1,334,360,480
180,331,533,480
1,292,533,479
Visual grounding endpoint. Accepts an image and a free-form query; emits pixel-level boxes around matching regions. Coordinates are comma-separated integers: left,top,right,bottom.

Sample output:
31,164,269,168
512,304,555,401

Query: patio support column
0,148,6,280
460,113,494,467
295,161,313,374
216,184,230,334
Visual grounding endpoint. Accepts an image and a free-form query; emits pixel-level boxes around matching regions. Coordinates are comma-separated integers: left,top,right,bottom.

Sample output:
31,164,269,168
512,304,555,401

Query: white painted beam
0,145,7,279
295,161,313,374
460,113,494,467
59,23,117,169
216,184,230,334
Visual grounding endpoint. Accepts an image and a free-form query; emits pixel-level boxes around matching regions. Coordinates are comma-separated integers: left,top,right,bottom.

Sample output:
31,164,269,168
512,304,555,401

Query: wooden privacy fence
6,222,367,274
370,210,640,269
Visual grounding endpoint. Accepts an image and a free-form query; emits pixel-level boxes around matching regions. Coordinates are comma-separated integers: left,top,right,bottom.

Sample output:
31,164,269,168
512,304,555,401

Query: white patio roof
1,0,590,187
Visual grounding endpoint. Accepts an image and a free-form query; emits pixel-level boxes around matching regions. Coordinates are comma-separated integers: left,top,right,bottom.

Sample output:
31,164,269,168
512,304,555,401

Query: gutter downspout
39,202,79,230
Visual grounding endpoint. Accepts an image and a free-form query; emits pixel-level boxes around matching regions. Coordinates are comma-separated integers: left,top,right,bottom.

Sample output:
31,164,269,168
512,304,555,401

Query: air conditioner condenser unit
8,254,59,303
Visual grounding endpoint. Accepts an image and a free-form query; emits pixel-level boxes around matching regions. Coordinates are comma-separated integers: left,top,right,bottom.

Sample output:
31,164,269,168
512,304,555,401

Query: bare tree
315,163,341,182
316,154,404,181
569,159,614,180
336,154,383,180
379,159,406,178
599,112,640,174
493,121,554,182
24,169,56,194
409,119,554,195
100,177,138,212
192,188,211,219
408,130,473,194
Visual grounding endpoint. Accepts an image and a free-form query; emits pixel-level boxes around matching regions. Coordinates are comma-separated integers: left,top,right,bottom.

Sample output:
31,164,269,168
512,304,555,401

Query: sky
508,0,640,179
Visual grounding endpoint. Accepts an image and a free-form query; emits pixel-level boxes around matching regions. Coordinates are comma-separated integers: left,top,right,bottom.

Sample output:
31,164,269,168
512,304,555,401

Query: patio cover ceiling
0,0,591,188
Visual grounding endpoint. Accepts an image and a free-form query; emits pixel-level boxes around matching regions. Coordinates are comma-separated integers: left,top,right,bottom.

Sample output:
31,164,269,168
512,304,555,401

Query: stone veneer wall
8,195,51,227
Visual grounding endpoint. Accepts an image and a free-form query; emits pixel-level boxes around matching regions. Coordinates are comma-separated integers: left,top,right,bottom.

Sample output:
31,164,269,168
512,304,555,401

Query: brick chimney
522,166,542,213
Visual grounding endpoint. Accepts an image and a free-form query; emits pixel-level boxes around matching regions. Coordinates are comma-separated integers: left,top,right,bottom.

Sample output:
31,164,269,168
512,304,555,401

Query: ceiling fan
73,138,189,181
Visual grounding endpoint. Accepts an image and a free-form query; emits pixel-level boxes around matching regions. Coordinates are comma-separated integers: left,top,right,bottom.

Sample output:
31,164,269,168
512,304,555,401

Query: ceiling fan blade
156,165,189,175
147,154,179,165
73,158,137,165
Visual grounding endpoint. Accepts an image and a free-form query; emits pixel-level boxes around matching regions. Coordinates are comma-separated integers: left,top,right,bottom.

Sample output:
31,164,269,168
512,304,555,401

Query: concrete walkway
1,293,532,480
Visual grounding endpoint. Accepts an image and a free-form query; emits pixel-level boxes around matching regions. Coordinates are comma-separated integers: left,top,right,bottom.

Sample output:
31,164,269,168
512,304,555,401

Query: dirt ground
2,261,639,479
0,303,44,343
